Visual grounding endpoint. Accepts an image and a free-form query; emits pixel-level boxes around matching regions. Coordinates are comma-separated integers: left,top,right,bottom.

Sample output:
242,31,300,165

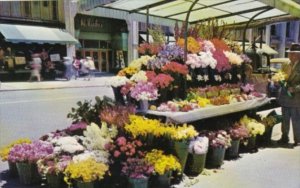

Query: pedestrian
85,56,96,80
73,56,81,80
28,57,42,82
63,57,73,80
278,43,300,147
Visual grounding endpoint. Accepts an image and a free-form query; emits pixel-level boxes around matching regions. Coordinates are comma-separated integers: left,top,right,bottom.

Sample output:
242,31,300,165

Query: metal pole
184,0,199,62
242,7,272,53
146,6,149,43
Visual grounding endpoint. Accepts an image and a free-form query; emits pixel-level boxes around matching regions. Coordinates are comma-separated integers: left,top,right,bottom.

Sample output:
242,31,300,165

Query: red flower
161,62,189,75
114,150,121,158
211,38,230,51
151,73,174,89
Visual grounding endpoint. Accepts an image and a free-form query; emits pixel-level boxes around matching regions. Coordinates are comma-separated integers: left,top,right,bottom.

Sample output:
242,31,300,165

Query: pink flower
114,150,121,158
116,136,127,146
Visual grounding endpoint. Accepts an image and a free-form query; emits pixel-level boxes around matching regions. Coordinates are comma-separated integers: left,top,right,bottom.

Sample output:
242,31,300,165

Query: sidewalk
0,76,113,91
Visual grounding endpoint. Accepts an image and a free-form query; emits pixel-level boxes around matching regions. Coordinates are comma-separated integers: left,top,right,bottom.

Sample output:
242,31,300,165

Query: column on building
126,17,139,64
292,21,300,43
265,25,271,46
278,22,287,58
64,0,77,58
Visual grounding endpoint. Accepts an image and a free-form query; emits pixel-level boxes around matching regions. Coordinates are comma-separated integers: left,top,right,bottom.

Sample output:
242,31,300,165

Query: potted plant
205,130,231,168
110,76,130,105
121,158,154,188
37,155,72,188
64,158,108,188
145,149,181,188
226,123,249,158
260,114,278,146
0,138,31,177
185,136,209,175
8,140,54,185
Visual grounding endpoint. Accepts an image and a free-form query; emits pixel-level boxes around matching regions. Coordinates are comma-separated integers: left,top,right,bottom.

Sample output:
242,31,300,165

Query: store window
43,1,48,7
271,25,276,36
84,40,99,48
286,22,290,38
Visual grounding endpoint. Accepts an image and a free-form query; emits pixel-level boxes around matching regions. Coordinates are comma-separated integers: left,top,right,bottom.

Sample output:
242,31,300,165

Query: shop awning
0,24,79,45
140,34,176,44
238,42,278,55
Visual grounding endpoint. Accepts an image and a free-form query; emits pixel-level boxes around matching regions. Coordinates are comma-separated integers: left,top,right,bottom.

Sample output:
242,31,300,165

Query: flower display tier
147,95,270,123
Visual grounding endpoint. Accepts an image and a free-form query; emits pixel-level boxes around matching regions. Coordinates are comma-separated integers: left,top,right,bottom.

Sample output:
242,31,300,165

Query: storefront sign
50,54,61,62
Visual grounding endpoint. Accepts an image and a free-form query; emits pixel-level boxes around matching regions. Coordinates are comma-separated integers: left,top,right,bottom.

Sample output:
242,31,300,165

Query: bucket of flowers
205,130,231,168
121,157,154,188
37,155,72,188
226,123,249,158
0,138,31,177
63,158,108,188
145,149,181,188
8,140,54,185
185,136,209,175
130,81,158,113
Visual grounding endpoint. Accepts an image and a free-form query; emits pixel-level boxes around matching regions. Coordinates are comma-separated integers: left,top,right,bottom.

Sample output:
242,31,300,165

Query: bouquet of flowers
240,115,265,137
271,71,292,97
130,81,158,101
105,136,144,161
177,37,201,54
213,49,231,72
129,55,156,71
0,138,31,162
240,54,252,63
130,71,148,83
224,51,243,66
227,122,250,140
206,130,231,148
37,155,72,176
110,76,130,88
100,105,136,128
145,149,181,175
121,158,154,179
168,124,199,141
158,44,184,61
241,83,255,94
118,67,138,78
211,38,230,51
188,136,209,155
202,40,216,52
151,73,174,89
8,140,54,163
161,61,189,76
138,42,162,55
64,158,108,184
50,136,85,154
65,121,87,136
147,57,170,70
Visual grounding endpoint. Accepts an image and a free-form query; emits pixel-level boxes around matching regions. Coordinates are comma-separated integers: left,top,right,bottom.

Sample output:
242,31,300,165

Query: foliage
67,96,115,125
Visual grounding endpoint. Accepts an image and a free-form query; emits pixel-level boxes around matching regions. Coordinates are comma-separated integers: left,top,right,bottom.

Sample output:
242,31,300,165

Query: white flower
110,76,129,87
51,136,84,154
237,74,241,80
214,75,222,82
188,136,209,155
130,71,147,82
224,51,243,66
129,55,155,70
204,75,209,82
197,75,204,81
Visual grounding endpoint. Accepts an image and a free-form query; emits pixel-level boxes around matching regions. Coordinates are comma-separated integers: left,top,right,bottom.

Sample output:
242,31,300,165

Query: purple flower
240,54,252,63
130,81,158,101
121,158,154,179
158,44,184,61
8,140,54,163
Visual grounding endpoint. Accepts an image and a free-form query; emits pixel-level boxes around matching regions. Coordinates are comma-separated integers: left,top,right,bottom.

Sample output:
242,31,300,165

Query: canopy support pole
146,6,149,43
242,7,272,53
184,0,199,62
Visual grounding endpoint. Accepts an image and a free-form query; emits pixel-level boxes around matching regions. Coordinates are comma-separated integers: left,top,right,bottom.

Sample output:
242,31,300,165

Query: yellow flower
177,37,201,54
64,158,108,185
0,138,31,161
145,149,181,175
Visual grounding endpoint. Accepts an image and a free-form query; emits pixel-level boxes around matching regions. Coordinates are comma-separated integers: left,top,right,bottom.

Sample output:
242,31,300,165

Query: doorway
80,49,111,72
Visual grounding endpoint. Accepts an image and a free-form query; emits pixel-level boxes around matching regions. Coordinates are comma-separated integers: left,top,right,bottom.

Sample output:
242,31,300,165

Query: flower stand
46,173,65,188
8,161,18,177
16,162,41,185
77,181,96,188
128,177,149,188
206,147,226,168
185,153,207,175
226,139,240,158
174,140,189,171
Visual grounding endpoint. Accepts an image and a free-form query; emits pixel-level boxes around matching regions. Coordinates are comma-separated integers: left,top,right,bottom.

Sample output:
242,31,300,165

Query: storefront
0,24,78,81
74,14,128,73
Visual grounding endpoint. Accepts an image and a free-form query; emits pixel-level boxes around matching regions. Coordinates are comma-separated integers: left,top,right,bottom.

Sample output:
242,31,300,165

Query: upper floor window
52,0,58,20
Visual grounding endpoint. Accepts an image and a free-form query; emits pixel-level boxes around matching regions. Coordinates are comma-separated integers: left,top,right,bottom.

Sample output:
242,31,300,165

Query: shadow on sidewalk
0,170,45,188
